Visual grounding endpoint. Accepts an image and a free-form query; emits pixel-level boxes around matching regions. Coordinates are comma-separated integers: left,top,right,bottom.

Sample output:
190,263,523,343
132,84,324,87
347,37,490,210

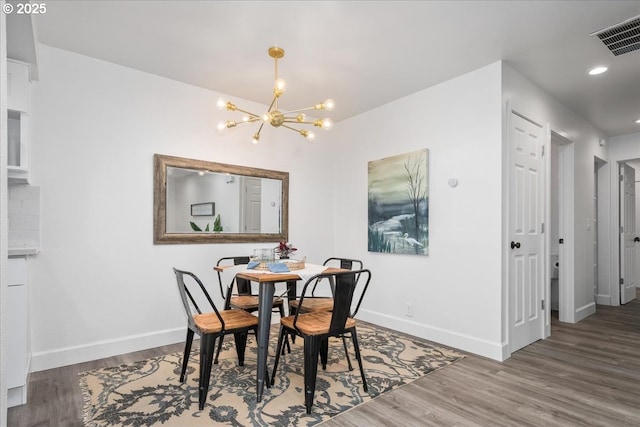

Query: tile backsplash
9,185,40,249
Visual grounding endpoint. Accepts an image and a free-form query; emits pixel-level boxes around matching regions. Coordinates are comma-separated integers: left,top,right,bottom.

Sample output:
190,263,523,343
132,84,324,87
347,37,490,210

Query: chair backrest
311,257,364,296
323,257,363,270
174,267,223,332
295,269,371,336
215,256,251,301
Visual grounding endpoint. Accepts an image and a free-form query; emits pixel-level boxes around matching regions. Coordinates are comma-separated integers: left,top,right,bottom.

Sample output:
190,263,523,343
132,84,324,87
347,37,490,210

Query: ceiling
16,1,640,137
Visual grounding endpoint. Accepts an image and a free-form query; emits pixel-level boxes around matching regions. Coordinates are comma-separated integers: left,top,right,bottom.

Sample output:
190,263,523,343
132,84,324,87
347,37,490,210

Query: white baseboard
574,301,597,322
30,327,185,372
358,309,507,362
596,294,611,305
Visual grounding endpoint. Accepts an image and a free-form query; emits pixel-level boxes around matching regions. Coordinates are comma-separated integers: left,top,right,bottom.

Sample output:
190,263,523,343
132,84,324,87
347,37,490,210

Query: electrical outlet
405,303,413,317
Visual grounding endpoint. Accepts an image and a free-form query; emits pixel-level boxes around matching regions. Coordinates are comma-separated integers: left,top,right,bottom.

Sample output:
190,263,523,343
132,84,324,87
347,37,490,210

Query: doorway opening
547,131,574,327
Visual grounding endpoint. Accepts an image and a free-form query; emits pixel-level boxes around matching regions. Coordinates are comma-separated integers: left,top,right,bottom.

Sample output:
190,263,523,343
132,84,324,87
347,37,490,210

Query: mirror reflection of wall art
190,202,214,217
368,149,429,255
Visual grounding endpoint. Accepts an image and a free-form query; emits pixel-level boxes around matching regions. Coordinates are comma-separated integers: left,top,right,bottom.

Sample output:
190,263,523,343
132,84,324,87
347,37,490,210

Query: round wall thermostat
448,178,458,188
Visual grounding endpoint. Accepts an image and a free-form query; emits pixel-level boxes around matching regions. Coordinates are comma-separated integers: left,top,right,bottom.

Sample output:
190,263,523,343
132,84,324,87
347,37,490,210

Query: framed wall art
190,202,214,217
368,149,429,255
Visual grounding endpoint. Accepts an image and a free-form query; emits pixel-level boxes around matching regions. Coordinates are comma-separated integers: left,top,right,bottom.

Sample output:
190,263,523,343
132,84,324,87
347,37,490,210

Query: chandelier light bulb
252,133,260,144
321,118,334,130
241,115,250,122
216,98,227,110
217,121,227,132
275,78,287,93
262,113,271,123
323,99,335,111
306,132,315,141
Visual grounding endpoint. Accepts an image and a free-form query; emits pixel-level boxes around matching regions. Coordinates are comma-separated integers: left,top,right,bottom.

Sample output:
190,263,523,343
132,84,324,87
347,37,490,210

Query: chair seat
230,295,284,311
289,297,334,312
194,309,258,334
281,311,356,336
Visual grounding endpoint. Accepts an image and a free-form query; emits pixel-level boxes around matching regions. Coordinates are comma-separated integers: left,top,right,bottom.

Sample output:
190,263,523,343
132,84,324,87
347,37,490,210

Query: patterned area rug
80,323,464,426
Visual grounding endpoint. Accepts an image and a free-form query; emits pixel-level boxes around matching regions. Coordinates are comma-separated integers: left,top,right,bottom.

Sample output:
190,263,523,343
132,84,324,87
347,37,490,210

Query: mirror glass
154,154,289,244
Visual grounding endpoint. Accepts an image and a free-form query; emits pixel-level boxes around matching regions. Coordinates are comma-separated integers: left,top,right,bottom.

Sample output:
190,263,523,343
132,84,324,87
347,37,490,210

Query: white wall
502,63,609,322
28,45,335,370
1,4,10,422
608,132,640,305
332,62,505,360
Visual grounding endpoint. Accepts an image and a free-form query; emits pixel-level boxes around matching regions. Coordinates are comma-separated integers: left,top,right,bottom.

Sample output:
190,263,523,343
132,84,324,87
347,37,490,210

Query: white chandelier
216,46,335,144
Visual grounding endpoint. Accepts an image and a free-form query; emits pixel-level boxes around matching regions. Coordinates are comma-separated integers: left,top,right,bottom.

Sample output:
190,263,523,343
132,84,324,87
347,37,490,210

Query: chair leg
233,331,249,366
180,329,194,382
304,335,321,414
288,305,297,344
278,305,291,354
319,338,328,370
350,328,367,393
214,334,225,365
270,325,287,386
342,334,353,371
199,333,216,410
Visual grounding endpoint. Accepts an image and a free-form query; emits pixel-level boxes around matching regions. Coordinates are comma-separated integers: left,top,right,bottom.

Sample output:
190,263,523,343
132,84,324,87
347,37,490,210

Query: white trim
575,301,597,322
610,161,623,306
359,310,507,361
543,125,552,338
30,327,185,372
558,141,576,322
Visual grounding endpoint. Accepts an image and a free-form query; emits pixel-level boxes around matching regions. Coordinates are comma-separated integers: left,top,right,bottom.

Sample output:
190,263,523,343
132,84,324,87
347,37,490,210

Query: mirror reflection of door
242,177,262,233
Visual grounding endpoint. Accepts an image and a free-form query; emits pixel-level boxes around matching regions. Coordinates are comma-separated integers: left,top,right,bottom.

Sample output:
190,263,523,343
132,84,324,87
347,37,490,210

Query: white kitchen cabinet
7,59,31,183
7,257,29,407
7,59,30,112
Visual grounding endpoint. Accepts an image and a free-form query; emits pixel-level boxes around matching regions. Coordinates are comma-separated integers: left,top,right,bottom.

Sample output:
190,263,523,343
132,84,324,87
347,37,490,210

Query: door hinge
541,146,545,157
620,226,624,234
620,174,624,182
620,277,624,285
541,300,545,310
559,238,564,244
541,222,545,233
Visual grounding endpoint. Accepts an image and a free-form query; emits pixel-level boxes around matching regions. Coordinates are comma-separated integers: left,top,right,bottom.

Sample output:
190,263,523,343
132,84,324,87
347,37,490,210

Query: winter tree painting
368,149,429,255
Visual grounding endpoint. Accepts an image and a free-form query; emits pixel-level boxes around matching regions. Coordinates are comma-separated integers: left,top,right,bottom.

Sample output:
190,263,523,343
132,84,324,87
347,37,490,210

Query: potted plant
213,214,223,233
275,241,297,259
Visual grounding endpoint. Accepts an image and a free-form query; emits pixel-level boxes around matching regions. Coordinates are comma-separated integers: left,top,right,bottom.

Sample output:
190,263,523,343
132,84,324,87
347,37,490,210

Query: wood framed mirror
154,154,289,244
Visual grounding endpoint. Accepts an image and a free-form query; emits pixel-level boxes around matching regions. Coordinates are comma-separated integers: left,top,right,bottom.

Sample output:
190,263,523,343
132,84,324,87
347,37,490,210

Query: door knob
635,237,640,242
510,241,521,249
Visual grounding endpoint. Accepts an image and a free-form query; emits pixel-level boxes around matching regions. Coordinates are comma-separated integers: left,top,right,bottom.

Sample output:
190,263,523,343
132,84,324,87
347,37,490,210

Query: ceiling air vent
591,15,640,56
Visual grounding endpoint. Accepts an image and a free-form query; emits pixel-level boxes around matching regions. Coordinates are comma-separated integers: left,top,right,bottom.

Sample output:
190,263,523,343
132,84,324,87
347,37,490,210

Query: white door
242,177,262,233
620,163,636,304
509,112,545,353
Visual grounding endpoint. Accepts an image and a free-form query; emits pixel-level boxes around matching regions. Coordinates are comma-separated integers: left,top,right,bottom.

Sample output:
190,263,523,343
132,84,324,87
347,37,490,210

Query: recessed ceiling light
588,66,608,75
635,118,640,124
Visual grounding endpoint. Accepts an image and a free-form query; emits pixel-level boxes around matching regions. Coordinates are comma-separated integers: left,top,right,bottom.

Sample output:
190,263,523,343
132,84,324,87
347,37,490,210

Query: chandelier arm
233,107,261,118
234,117,261,125
267,96,277,113
280,124,304,133
283,118,317,125
280,106,317,115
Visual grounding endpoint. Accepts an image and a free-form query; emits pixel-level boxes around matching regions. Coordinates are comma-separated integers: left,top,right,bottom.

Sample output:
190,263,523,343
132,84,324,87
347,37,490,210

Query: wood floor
9,292,640,426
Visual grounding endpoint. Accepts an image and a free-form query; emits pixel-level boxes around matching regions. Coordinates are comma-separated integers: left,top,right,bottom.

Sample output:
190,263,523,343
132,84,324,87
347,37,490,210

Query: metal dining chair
271,268,372,414
173,267,258,410
288,257,363,369
215,256,290,359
